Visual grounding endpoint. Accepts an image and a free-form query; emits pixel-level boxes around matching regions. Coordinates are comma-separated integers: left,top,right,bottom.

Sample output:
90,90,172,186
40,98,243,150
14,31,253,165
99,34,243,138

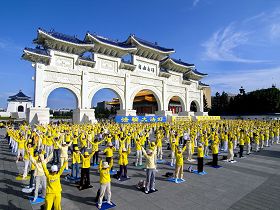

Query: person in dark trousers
239,130,245,158
79,150,95,190
197,143,204,172
89,138,104,165
211,137,219,167
118,147,129,180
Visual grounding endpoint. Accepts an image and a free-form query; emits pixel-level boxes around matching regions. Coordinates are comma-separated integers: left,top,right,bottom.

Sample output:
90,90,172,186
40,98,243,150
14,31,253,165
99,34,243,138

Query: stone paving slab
1,128,280,210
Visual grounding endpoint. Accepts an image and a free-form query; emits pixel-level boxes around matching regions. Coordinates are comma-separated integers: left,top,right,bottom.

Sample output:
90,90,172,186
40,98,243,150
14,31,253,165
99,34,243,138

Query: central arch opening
133,90,158,115
91,88,122,119
168,96,183,114
47,88,78,122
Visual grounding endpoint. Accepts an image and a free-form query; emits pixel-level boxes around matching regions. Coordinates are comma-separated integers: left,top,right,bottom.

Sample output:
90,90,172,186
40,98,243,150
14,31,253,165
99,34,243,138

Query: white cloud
204,66,280,94
202,24,266,63
193,0,200,7
270,23,280,40
202,8,280,63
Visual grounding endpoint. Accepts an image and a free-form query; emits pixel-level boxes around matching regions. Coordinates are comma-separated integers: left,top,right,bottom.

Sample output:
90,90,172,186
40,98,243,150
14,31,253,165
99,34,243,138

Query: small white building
5,90,33,119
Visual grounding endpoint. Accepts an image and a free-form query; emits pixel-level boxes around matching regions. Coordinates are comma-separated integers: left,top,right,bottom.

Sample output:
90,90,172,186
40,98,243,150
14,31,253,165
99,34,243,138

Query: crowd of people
4,119,280,209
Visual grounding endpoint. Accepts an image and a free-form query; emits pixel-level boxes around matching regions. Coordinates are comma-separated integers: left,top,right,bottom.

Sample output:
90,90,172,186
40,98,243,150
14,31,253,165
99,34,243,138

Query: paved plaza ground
0,128,280,210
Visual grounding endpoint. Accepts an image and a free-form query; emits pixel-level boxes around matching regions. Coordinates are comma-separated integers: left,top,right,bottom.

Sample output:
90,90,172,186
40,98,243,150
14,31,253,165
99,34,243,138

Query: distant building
0,90,33,119
97,101,113,110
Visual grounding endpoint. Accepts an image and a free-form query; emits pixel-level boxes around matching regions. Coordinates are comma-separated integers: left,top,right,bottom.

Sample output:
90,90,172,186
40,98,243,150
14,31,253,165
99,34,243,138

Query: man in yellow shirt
142,146,157,193
41,160,67,210
174,145,187,182
98,160,113,209
79,150,95,190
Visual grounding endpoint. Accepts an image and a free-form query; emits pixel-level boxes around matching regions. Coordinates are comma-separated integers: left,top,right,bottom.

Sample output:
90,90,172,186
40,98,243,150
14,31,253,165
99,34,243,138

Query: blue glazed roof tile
38,28,85,44
8,90,32,102
24,47,50,56
88,33,134,49
132,36,174,52
170,58,194,67
193,69,207,76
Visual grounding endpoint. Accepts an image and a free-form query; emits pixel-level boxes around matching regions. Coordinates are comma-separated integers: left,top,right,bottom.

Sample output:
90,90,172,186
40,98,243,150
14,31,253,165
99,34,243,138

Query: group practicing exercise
4,119,280,209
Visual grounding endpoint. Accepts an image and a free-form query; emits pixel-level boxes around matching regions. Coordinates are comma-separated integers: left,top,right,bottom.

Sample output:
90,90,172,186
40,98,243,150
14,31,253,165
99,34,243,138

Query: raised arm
45,151,54,163
42,162,49,177
141,147,147,157
89,149,96,159
58,160,67,176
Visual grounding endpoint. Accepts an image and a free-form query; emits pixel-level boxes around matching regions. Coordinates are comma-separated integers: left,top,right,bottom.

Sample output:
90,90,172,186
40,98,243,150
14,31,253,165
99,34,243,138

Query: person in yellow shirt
118,147,130,180
103,143,116,171
71,146,81,179
15,135,26,162
90,138,104,165
135,139,142,166
55,140,72,170
197,143,204,173
239,130,245,158
79,150,95,190
142,146,157,193
23,140,34,179
227,138,235,162
156,133,163,160
98,160,113,209
174,145,187,183
29,151,53,202
41,159,67,210
52,137,61,165
211,139,219,167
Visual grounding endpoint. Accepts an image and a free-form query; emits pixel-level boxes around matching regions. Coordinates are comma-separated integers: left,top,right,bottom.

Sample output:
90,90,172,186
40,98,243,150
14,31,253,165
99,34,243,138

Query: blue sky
0,0,280,109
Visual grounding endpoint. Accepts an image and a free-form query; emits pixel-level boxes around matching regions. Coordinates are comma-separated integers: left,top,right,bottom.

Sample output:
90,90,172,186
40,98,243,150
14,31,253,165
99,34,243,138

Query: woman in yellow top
174,145,187,183
118,147,129,180
41,160,67,210
98,160,113,209
79,149,95,190
23,140,34,179
15,135,26,162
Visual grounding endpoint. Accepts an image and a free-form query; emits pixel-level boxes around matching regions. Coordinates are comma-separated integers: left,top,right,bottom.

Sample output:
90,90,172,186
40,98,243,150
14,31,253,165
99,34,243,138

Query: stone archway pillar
155,80,172,117
117,73,137,116
178,88,191,116
73,108,97,124
74,70,97,123
27,107,50,125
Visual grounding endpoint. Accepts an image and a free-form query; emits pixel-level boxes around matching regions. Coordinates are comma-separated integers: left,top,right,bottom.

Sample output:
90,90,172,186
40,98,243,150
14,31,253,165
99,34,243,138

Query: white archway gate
23,29,208,125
